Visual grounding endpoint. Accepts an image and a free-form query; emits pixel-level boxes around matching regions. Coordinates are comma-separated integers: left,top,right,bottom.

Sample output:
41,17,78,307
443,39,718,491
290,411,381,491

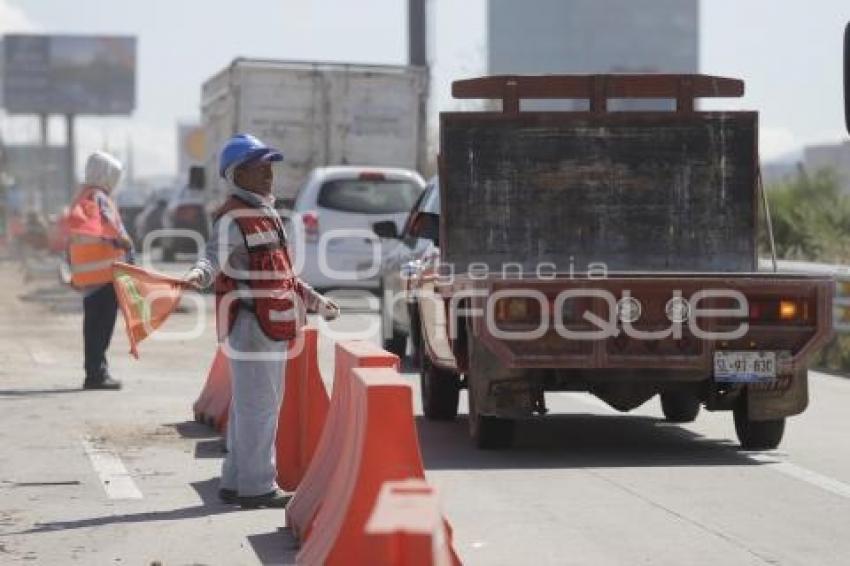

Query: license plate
714,351,776,383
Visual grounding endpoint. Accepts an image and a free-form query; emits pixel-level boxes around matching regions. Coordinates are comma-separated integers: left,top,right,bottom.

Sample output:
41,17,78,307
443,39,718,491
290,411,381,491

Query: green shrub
764,167,850,373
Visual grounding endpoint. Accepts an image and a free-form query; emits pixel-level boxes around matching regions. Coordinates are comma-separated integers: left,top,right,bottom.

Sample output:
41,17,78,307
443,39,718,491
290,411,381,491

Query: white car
289,166,425,290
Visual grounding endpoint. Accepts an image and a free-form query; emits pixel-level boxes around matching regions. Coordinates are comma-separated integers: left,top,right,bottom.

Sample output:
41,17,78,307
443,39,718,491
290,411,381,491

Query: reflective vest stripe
268,308,297,322
245,230,279,247
68,257,118,274
69,233,111,245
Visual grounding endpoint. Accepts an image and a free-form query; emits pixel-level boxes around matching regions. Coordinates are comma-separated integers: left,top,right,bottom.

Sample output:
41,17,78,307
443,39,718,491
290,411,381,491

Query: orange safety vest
67,186,125,288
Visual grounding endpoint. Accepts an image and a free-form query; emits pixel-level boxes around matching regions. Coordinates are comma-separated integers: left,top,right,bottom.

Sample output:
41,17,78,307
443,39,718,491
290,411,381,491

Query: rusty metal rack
451,74,745,114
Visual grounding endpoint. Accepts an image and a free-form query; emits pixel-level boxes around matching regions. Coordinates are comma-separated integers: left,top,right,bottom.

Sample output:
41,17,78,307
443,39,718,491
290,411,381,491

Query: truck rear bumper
465,274,835,375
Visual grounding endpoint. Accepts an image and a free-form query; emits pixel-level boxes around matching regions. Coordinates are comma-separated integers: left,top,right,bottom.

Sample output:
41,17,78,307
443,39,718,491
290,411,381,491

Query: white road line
81,437,143,500
25,340,56,365
564,390,850,500
746,453,850,500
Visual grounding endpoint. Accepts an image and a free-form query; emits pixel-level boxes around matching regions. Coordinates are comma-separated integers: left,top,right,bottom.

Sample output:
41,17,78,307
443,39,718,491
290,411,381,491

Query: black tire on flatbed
383,329,407,359
420,354,460,421
660,391,701,423
408,305,422,369
734,402,785,450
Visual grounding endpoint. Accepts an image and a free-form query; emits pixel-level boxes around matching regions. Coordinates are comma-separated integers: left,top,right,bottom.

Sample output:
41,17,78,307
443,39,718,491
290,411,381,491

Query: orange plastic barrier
364,479,458,566
286,342,399,541
192,346,232,432
276,326,330,491
295,367,459,565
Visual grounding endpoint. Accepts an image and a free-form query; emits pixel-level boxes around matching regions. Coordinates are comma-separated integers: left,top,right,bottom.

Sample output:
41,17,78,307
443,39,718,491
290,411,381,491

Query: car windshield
317,178,422,214
422,180,440,214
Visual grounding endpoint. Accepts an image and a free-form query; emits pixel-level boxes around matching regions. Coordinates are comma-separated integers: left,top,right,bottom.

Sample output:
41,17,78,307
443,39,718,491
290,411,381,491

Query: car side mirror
373,220,400,239
189,166,206,190
408,211,439,244
845,21,849,134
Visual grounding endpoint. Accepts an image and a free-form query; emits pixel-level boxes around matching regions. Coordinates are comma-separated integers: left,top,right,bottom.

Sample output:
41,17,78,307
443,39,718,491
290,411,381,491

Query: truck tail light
495,297,542,323
301,211,319,243
779,300,799,321
748,298,809,323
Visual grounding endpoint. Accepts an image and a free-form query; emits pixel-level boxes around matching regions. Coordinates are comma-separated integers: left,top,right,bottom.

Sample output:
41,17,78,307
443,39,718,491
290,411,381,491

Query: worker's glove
318,297,340,321
181,269,205,291
116,235,134,251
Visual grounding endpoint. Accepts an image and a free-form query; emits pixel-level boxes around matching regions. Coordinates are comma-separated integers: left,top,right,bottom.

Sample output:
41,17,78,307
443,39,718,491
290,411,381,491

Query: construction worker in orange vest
184,134,339,509
68,151,134,390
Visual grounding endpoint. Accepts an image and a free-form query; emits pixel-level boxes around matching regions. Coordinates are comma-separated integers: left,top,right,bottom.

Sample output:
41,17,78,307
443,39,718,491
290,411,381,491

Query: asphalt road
2,257,850,565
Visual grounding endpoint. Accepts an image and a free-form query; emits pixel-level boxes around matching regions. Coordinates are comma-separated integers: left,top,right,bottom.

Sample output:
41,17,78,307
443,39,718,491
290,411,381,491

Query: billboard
1,34,136,115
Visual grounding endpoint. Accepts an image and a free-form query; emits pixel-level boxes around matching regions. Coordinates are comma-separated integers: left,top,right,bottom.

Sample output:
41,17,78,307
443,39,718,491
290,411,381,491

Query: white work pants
220,311,287,497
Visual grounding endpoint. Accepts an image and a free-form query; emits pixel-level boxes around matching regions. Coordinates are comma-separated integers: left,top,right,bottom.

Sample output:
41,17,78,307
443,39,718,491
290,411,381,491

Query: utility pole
409,0,428,67
66,114,76,201
408,0,430,175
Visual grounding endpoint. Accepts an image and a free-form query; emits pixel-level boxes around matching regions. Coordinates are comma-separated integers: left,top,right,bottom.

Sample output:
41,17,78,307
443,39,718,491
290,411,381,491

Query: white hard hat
84,151,123,192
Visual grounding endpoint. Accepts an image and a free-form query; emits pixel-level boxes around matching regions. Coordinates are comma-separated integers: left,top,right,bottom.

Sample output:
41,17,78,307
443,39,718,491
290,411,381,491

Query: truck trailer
201,58,427,201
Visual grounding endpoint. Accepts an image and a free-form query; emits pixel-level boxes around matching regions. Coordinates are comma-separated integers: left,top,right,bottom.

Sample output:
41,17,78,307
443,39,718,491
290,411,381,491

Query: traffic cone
286,341,399,541
192,345,231,431
276,326,330,491
296,367,448,565
364,479,460,566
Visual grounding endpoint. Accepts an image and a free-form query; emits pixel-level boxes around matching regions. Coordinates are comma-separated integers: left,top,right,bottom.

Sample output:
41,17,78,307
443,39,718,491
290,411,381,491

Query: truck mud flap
467,334,540,419
747,368,808,420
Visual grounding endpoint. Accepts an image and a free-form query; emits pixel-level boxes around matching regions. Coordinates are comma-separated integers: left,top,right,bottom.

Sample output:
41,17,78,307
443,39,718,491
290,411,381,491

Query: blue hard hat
218,134,284,178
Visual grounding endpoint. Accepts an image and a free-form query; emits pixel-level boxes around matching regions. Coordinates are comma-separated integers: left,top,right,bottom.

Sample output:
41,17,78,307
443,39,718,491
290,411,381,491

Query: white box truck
201,58,427,200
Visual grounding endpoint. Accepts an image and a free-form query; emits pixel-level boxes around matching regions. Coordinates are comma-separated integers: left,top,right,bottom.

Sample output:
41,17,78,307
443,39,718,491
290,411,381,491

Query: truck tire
408,305,422,369
420,354,460,421
383,329,407,359
733,402,785,450
660,392,701,423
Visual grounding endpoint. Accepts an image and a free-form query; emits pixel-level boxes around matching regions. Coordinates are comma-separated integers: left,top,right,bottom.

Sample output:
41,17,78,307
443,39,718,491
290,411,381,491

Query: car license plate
714,351,776,383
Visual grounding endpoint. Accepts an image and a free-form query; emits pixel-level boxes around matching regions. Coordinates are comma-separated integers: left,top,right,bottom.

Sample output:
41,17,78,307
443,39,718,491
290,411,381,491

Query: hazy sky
1,0,848,178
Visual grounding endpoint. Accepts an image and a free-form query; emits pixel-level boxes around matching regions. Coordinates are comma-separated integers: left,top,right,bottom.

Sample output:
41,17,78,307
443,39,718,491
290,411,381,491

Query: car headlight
617,296,642,323
665,296,690,323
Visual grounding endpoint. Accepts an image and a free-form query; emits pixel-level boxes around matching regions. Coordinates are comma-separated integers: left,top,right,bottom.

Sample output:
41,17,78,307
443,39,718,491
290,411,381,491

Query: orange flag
112,262,185,358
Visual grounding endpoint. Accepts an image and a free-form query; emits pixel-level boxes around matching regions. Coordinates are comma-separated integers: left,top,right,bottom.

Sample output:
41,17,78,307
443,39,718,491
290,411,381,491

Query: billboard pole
38,113,48,214
65,114,76,200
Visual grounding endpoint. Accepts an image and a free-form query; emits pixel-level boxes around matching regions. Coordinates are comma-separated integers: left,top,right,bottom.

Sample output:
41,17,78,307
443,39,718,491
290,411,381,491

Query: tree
763,168,850,263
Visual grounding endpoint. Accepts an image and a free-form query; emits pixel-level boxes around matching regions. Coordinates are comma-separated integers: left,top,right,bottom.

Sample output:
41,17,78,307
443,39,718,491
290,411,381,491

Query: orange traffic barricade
364,479,458,566
286,341,399,540
276,326,330,491
295,366,459,565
